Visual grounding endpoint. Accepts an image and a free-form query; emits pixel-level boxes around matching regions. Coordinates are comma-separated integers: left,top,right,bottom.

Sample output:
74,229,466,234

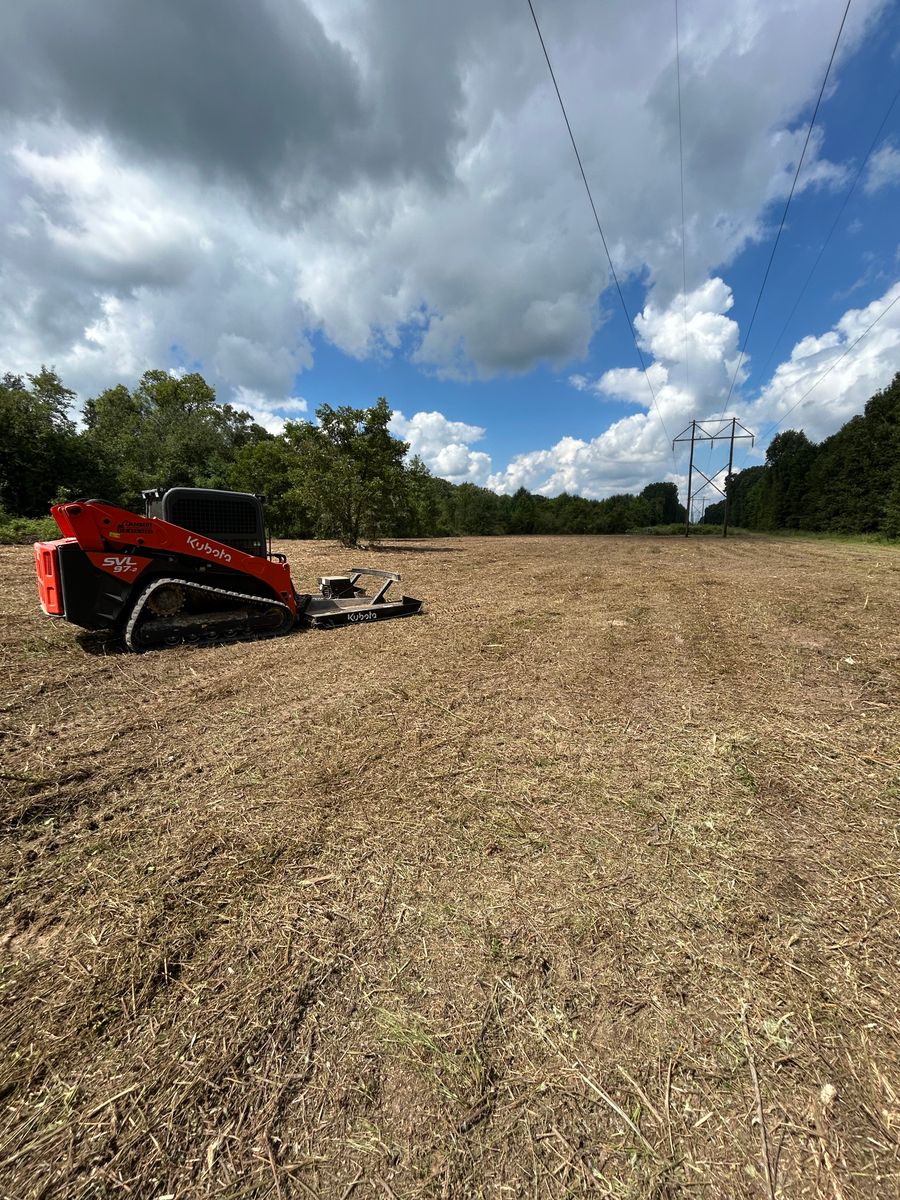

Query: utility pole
683,419,696,537
673,418,754,537
723,416,737,539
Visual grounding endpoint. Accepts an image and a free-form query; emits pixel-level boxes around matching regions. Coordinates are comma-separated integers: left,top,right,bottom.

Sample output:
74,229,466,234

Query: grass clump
0,509,59,545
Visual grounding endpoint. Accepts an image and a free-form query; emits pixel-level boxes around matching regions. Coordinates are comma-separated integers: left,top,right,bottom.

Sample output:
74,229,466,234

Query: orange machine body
33,499,298,632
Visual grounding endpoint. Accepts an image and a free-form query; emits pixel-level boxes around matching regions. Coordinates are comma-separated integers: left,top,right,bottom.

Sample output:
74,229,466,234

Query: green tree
544,492,589,533
422,473,457,536
289,397,410,545
403,456,448,536
506,487,540,534
83,370,270,509
0,371,67,515
594,493,651,533
728,465,766,528
452,483,504,534
229,437,314,538
0,368,108,515
755,429,818,530
883,475,900,540
640,481,684,524
806,372,899,533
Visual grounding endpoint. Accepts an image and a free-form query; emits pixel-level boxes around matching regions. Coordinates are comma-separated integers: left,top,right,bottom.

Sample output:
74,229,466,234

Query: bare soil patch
1,534,898,1199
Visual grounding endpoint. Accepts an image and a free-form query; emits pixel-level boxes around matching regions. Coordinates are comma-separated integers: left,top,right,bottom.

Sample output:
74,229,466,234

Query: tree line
3,366,897,543
0,367,683,542
702,372,900,538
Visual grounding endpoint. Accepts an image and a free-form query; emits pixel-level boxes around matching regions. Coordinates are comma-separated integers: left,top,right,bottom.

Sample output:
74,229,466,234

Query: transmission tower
673,417,755,537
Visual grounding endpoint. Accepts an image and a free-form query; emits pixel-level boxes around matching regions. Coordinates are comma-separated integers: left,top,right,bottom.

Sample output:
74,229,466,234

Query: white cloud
486,433,676,499
864,141,900,194
2,134,314,406
0,0,887,403
488,276,743,496
233,388,308,435
486,277,900,496
0,0,895,508
743,279,900,446
390,409,492,484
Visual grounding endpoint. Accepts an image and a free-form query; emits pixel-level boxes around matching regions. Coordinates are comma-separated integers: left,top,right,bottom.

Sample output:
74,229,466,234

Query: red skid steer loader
33,487,423,651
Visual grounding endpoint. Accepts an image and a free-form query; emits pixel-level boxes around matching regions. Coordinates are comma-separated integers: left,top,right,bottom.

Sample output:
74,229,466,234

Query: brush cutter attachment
299,568,423,629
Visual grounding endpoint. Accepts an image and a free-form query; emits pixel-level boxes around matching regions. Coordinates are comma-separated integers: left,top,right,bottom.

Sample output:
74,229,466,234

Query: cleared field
1,534,899,1199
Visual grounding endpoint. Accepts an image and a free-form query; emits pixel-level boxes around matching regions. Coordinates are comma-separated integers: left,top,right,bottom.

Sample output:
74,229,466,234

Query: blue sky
2,0,899,500
718,25,900,391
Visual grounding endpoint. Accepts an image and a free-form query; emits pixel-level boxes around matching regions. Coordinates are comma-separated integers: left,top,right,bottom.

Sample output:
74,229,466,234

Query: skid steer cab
33,487,423,651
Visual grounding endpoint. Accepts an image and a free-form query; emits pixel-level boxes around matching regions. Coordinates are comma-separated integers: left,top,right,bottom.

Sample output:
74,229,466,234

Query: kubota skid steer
33,487,423,651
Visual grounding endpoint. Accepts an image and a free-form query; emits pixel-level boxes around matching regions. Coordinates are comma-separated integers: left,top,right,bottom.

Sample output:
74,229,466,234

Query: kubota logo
102,555,139,575
186,536,232,562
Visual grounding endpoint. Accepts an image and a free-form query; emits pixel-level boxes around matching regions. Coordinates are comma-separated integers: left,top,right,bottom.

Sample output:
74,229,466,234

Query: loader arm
50,499,297,610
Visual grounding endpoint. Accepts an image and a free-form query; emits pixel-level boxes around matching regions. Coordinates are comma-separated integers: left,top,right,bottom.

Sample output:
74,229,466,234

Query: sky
1,0,899,505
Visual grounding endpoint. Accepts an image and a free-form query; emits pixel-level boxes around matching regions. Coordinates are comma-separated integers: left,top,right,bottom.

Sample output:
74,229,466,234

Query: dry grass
1,534,898,1199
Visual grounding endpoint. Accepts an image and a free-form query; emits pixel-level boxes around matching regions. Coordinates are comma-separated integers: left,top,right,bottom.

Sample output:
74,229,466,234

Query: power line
739,287,900,463
525,0,673,451
717,0,853,418
675,0,689,393
754,78,900,382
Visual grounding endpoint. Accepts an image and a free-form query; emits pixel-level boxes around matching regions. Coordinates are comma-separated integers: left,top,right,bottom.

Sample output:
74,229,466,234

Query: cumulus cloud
864,141,900,194
488,277,741,496
233,389,308,436
744,278,900,446
390,410,492,484
2,135,315,427
0,0,414,202
486,277,900,497
0,0,887,410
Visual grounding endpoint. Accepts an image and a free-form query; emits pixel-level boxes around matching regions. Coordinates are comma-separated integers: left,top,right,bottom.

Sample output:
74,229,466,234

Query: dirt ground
1,534,898,1199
